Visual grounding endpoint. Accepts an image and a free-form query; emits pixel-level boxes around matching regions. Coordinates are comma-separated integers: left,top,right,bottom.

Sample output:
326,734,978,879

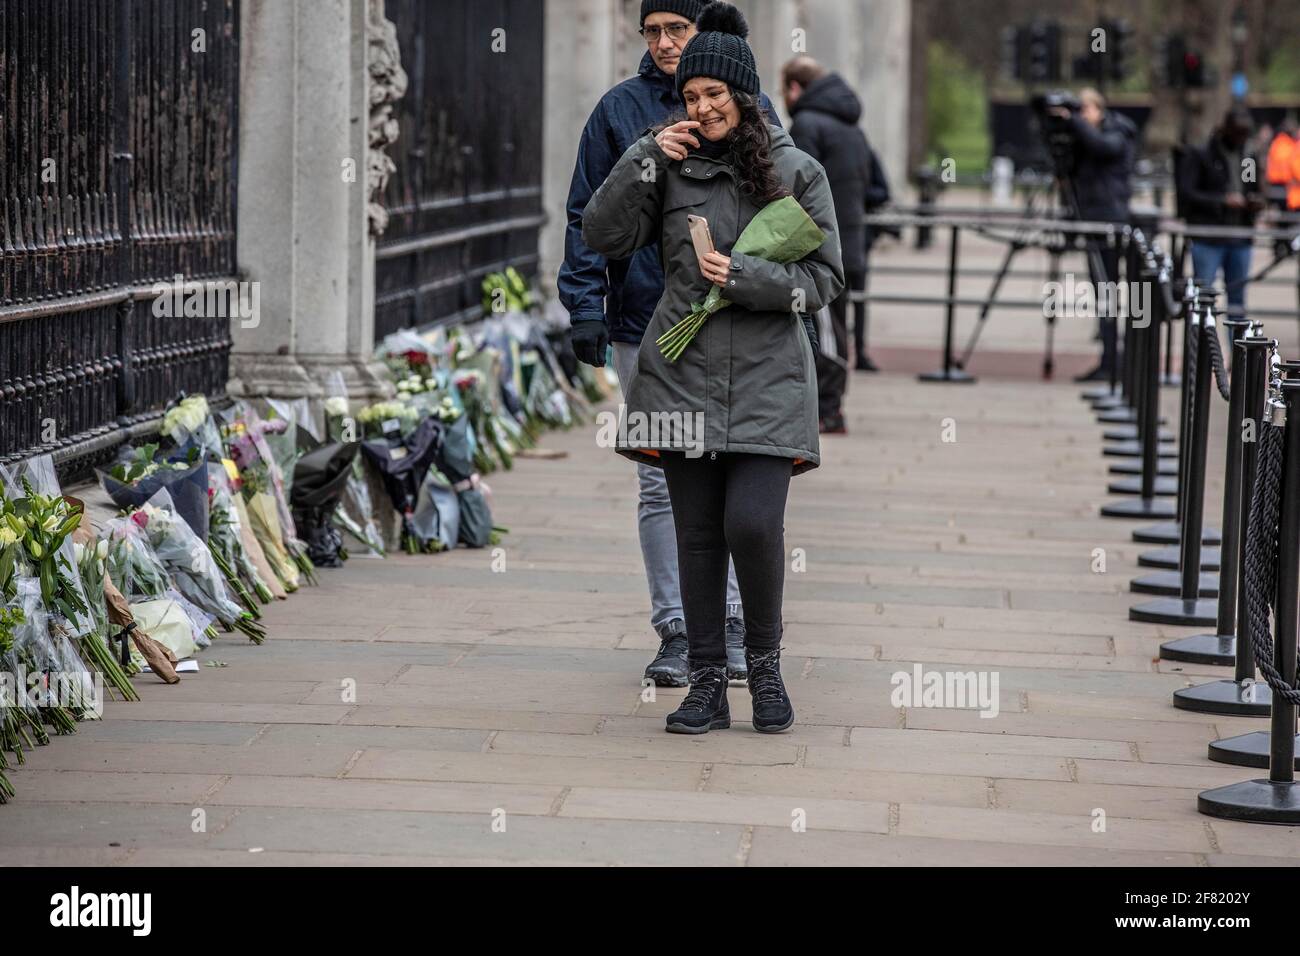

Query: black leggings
660,452,793,667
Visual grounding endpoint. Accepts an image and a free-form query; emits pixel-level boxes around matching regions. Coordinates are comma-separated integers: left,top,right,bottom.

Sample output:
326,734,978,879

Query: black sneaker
746,648,794,733
725,617,747,681
1073,365,1110,383
665,665,730,734
855,355,879,372
644,621,689,687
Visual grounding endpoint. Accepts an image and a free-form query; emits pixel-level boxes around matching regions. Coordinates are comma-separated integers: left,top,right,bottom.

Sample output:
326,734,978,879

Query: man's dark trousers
1088,242,1121,376
816,267,865,420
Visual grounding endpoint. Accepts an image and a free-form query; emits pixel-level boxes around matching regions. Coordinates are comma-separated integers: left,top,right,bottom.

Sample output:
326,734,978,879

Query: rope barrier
1242,418,1300,705
1204,322,1232,402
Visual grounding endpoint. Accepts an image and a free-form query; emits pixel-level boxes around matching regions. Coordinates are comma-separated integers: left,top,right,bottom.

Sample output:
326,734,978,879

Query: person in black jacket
782,56,889,434
1050,88,1136,382
1177,108,1263,321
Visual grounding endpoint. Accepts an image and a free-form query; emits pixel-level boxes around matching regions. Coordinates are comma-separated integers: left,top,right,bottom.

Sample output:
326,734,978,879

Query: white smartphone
686,214,714,271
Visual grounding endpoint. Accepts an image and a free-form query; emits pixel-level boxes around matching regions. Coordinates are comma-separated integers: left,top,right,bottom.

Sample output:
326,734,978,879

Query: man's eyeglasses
639,22,691,43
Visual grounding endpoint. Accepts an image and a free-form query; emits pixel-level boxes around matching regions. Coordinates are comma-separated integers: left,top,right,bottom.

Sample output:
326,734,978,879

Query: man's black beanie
640,0,713,27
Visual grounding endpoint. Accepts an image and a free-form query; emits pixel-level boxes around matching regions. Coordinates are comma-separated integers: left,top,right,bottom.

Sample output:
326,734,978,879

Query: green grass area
926,41,990,175
1258,40,1300,96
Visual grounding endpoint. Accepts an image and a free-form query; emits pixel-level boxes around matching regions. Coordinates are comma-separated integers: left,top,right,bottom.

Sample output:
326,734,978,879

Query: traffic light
1025,19,1061,84
1159,33,1185,87
1001,25,1024,82
1158,32,1207,89
1108,19,1132,82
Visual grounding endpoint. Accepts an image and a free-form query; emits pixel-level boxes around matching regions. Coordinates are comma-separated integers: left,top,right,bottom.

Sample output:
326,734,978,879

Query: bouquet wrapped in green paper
657,195,826,362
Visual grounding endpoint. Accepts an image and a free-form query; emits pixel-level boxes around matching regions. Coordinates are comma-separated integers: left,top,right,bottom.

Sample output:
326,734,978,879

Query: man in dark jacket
1051,88,1136,382
557,0,781,687
782,56,889,434
1178,107,1263,321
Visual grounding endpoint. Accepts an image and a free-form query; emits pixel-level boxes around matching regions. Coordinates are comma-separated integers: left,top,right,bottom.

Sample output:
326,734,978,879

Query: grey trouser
612,342,742,632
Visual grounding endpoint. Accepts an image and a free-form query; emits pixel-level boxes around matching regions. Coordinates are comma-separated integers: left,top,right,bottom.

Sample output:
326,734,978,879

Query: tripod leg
1044,247,1061,379
957,241,1022,369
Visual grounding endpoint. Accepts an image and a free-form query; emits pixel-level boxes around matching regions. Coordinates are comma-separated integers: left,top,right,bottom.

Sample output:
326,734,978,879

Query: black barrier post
1130,289,1219,625
1199,378,1300,823
1096,235,1139,421
1105,250,1179,495
1099,251,1178,519
1088,237,1130,412
1108,250,1180,480
1166,333,1276,709
1131,279,1221,547
918,225,975,384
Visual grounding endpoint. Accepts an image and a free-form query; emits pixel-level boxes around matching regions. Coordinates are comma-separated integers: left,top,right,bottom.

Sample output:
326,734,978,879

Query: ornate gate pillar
231,0,402,399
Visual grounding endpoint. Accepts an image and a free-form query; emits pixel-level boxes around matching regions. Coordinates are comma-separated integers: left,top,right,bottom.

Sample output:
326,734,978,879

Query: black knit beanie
640,0,712,27
675,2,760,100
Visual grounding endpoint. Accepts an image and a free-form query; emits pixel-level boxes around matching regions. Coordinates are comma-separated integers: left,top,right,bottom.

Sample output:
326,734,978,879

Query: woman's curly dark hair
655,89,788,205
727,92,788,205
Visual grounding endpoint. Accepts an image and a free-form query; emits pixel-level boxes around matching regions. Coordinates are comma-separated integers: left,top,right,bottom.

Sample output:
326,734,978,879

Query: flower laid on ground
657,195,827,361
101,444,211,541
222,405,316,587
5,478,87,626
208,471,273,609
162,394,224,461
135,498,265,644
357,401,418,437
73,534,139,702
480,266,534,315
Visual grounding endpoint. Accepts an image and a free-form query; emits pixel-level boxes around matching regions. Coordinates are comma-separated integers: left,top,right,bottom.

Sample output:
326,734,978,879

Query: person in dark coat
1178,107,1263,321
782,57,890,433
583,3,844,736
1050,88,1137,382
557,0,783,690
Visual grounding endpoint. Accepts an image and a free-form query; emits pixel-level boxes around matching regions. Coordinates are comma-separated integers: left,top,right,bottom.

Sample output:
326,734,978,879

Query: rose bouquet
657,195,827,361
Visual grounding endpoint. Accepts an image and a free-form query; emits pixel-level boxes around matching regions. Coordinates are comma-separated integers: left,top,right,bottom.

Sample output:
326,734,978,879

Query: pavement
3,221,1300,866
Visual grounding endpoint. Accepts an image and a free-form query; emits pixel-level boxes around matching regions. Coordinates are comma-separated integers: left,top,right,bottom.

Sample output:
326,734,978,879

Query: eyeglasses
639,22,691,43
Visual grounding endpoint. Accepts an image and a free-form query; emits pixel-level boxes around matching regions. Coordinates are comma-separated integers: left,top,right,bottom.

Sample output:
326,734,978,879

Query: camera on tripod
1030,91,1081,176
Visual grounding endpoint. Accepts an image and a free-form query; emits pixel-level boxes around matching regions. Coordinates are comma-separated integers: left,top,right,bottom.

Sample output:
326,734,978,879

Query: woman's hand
655,121,701,161
700,250,732,288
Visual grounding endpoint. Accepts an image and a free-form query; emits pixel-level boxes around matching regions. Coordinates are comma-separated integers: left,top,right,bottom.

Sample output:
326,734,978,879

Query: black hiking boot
665,665,731,734
746,647,795,733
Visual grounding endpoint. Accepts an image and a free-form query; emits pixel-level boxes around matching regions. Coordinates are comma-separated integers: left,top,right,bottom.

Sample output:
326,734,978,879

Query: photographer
1049,88,1137,383
1178,107,1263,321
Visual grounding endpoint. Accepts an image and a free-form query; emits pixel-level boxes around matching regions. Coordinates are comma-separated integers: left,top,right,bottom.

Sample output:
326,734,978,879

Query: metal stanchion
1130,289,1220,625
1131,279,1222,547
1100,252,1177,520
1199,377,1300,821
918,225,975,384
1207,358,1300,770
1166,332,1274,704
1110,259,1180,477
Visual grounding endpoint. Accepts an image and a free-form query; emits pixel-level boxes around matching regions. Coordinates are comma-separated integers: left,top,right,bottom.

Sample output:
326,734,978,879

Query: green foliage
926,41,990,174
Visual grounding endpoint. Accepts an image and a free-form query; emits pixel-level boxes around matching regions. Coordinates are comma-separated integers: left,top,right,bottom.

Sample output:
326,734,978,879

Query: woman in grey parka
582,2,844,736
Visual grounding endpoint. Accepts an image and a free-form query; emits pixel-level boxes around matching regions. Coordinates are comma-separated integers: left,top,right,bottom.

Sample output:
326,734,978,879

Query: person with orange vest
1266,115,1298,210
1290,129,1300,211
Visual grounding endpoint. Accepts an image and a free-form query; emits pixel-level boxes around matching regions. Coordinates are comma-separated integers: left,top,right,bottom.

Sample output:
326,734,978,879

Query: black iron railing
376,0,545,341
0,0,238,480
